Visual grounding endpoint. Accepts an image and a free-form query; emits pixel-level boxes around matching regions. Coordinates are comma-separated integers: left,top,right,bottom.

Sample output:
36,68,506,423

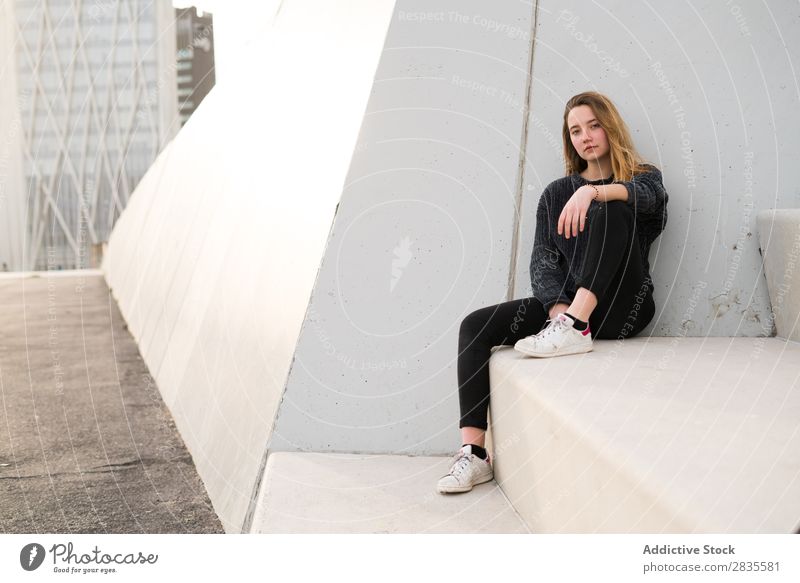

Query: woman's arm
613,165,668,215
558,166,667,238
530,190,572,312
558,184,627,238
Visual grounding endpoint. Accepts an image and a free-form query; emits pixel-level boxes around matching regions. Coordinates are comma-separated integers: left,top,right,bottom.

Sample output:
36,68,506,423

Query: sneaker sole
436,472,494,494
514,343,593,358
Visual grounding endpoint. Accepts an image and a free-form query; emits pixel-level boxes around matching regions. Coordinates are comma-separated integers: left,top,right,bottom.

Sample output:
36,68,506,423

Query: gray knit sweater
529,165,668,310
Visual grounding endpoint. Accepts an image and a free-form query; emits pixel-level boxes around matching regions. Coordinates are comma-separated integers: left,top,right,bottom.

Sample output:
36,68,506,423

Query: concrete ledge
757,209,800,342
250,452,529,533
488,337,800,533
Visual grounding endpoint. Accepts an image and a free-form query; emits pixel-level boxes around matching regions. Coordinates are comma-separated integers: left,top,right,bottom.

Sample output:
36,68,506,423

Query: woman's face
567,105,610,163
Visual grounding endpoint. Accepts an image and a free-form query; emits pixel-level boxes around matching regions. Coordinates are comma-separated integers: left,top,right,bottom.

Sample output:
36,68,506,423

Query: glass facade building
1,0,177,270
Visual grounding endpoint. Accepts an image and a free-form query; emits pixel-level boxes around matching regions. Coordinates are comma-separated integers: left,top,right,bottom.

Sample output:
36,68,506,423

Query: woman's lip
585,145,595,151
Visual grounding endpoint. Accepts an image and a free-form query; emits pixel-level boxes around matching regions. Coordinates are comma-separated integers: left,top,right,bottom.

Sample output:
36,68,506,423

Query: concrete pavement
0,271,222,533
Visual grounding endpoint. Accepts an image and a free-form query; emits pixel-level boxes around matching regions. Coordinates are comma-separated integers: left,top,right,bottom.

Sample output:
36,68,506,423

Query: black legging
458,201,656,430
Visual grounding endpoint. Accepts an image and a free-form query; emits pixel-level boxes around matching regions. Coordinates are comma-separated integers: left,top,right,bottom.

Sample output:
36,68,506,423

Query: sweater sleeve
529,189,571,311
617,165,669,216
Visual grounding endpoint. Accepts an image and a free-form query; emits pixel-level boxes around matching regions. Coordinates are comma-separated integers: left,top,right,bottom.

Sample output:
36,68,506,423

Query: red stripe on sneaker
582,327,591,336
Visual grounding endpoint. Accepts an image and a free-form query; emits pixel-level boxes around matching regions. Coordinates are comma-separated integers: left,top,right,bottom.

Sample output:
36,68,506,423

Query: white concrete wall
268,0,536,456
103,0,397,531
512,0,800,337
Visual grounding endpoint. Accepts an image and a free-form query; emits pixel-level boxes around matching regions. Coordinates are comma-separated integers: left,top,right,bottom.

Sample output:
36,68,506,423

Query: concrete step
250,452,529,533
489,336,800,533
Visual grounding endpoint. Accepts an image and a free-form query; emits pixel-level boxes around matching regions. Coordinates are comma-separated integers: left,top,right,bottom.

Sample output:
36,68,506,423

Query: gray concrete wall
512,0,800,337
268,0,536,456
271,1,800,459
758,209,800,342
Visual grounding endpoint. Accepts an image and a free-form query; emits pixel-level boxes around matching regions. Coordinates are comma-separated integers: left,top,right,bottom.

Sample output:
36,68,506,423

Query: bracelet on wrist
590,184,601,201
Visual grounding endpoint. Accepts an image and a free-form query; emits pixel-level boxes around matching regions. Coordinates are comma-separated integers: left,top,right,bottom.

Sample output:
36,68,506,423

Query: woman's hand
557,185,595,239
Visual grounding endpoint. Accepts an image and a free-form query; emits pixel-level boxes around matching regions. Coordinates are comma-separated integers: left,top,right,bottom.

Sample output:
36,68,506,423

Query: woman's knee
459,305,496,341
459,297,545,344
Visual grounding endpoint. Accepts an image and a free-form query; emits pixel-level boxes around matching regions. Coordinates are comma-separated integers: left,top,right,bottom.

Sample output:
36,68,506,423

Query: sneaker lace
536,314,569,340
450,452,472,478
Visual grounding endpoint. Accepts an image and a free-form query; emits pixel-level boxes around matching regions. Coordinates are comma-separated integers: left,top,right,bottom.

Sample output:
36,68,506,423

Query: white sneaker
436,445,494,494
514,313,592,358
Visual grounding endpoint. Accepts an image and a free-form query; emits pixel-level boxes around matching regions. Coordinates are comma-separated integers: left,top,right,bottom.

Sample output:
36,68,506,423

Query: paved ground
0,271,223,533
252,452,529,533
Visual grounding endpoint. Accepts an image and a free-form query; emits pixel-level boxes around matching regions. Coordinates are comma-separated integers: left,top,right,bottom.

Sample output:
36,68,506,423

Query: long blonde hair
562,91,650,181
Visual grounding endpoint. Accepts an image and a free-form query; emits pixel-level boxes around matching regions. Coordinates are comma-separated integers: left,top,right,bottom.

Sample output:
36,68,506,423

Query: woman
437,91,668,494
